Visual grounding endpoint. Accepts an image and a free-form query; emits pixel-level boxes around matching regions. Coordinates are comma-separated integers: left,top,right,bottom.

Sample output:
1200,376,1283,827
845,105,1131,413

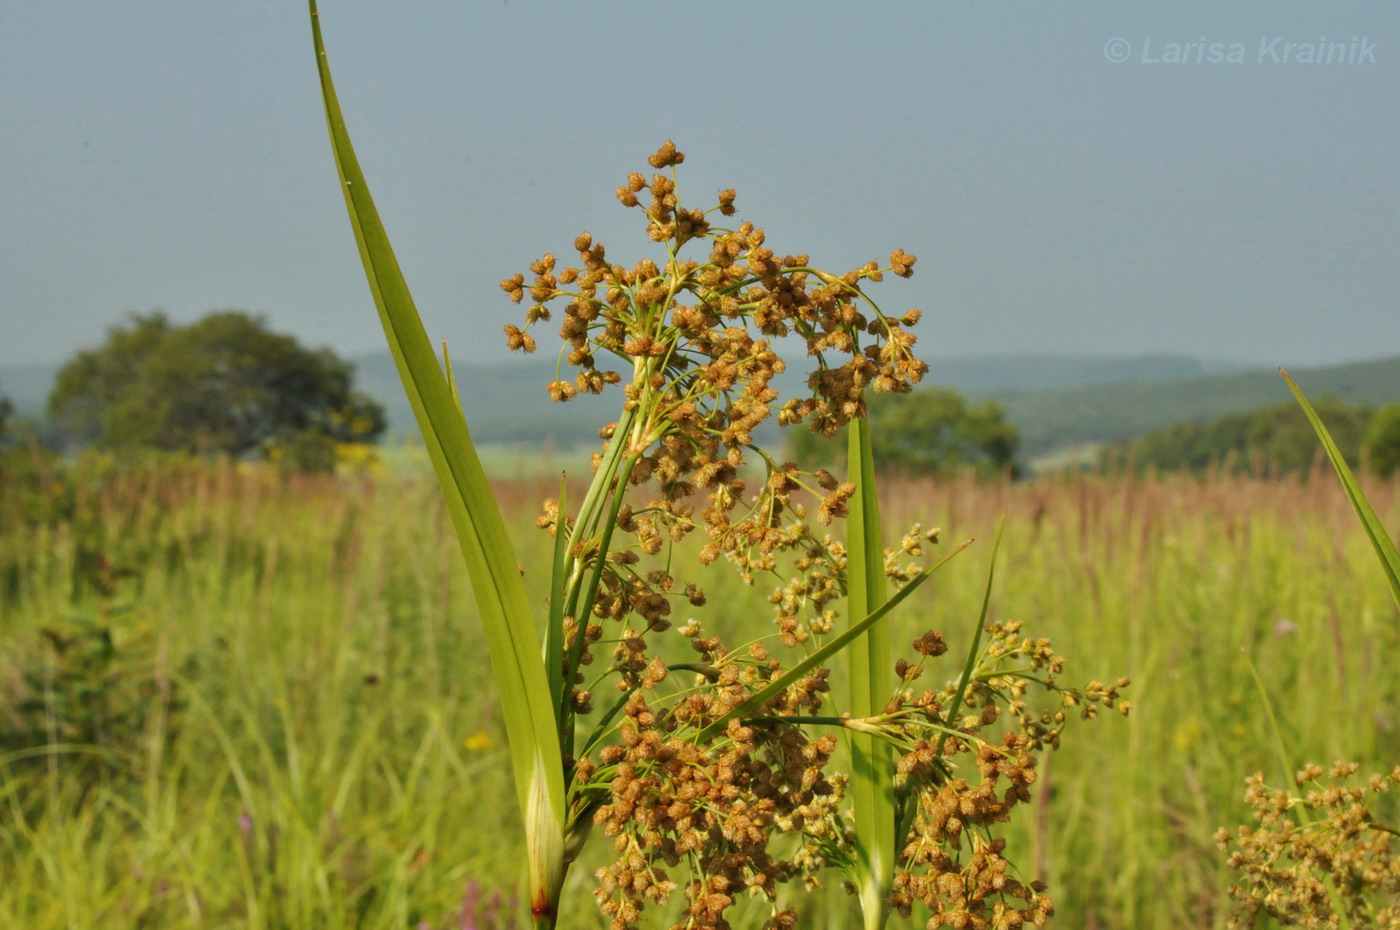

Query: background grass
1,459,1396,928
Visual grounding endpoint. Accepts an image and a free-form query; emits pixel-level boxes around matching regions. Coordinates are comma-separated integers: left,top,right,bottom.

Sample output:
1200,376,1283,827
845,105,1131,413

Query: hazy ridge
990,355,1400,456
5,352,1396,459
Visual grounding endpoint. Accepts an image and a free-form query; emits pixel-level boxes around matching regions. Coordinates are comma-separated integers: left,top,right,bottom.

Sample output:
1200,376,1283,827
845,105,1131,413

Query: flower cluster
567,616,1127,929
511,143,928,705
575,641,838,930
878,624,1127,928
498,144,1128,929
1216,762,1400,928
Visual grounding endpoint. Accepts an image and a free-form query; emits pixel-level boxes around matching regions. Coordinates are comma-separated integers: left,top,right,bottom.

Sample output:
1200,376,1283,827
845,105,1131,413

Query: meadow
1,455,1395,929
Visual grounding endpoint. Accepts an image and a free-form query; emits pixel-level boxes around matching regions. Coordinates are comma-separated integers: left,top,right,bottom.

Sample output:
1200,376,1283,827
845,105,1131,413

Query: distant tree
1366,403,1400,478
1122,411,1255,473
1104,397,1372,476
789,386,1019,478
1245,398,1371,474
0,395,12,445
49,311,384,465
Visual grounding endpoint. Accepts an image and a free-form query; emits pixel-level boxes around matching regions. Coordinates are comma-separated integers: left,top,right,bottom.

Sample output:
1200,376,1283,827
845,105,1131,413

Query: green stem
560,455,638,758
846,417,894,930
545,473,569,726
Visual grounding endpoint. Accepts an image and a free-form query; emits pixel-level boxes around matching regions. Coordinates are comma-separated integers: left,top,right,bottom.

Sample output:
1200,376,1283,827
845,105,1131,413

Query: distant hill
989,356,1400,457
6,351,1394,461
920,353,1251,393
353,350,1258,447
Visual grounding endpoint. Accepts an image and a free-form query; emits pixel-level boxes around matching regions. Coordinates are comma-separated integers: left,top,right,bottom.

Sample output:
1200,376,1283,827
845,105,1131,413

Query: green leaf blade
944,514,1004,731
1282,369,1400,609
308,5,566,921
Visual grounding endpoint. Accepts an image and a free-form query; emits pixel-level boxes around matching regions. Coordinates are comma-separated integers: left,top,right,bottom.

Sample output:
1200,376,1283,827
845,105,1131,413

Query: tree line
1100,398,1400,477
2,310,1396,478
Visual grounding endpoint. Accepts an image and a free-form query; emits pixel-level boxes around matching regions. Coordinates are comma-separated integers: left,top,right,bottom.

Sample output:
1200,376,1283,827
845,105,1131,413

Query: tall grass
1,460,1395,927
1,462,530,928
880,468,1399,927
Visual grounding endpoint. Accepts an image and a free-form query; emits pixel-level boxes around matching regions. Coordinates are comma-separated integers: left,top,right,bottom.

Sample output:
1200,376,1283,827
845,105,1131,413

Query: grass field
1,457,1396,928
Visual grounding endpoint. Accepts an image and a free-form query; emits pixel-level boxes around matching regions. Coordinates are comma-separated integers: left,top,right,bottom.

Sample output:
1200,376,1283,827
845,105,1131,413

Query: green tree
49,311,385,464
0,395,12,445
1245,397,1370,474
1105,397,1372,476
1366,403,1400,478
789,386,1020,478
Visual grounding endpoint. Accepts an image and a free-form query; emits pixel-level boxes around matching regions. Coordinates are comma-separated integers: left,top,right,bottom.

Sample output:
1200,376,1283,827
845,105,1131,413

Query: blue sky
2,0,1397,372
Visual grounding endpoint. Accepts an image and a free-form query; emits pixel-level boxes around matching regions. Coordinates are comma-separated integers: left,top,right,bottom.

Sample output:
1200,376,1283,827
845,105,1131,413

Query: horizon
7,343,1400,377
3,2,1398,369
4,346,1395,417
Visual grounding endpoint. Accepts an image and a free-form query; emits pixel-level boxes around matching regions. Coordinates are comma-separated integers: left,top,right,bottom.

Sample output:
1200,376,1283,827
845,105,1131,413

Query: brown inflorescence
502,144,1129,929
873,623,1129,928
587,656,841,930
1217,763,1400,928
510,141,930,696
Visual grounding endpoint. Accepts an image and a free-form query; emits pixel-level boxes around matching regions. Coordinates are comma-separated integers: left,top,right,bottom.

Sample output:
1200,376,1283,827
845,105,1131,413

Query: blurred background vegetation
1,454,1395,928
4,311,1397,480
0,312,1397,928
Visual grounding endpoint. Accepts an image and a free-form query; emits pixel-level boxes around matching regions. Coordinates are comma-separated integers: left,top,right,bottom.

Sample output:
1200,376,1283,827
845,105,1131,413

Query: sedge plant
308,8,1127,928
